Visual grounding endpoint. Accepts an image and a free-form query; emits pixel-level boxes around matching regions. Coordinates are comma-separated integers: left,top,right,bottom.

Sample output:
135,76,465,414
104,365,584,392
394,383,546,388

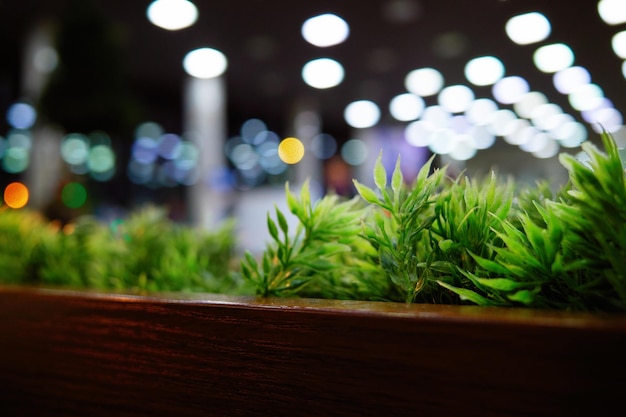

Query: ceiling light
344,100,381,128
389,93,425,121
598,0,626,25
464,56,505,86
505,12,551,45
301,14,349,47
492,76,529,104
533,43,574,73
438,85,475,113
301,58,344,89
612,30,626,58
183,48,227,79
552,66,591,94
147,0,198,31
405,67,444,96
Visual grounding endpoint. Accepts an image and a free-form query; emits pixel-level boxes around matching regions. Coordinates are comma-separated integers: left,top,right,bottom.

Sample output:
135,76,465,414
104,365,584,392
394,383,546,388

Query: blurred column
21,22,64,210
289,97,323,190
183,75,231,229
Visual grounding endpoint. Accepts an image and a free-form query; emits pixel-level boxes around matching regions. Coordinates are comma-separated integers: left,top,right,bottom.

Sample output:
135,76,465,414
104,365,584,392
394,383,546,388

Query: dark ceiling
1,0,624,140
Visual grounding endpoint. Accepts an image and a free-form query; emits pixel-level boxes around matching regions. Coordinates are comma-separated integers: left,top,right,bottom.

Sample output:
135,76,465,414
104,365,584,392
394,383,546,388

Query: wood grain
1,286,625,416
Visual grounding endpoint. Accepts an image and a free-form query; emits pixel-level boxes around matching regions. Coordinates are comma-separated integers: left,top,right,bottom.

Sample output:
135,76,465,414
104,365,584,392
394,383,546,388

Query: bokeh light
278,137,305,164
183,47,228,79
505,12,551,45
465,98,499,125
310,133,338,159
61,182,87,209
302,58,344,89
533,43,575,73
568,83,605,111
389,93,425,121
341,139,368,165
492,76,529,104
437,85,475,113
4,182,29,209
405,67,444,96
611,30,626,58
88,144,115,174
6,102,36,130
344,100,381,128
147,0,198,30
514,91,548,118
553,66,591,94
135,121,164,139
598,0,626,25
301,13,349,47
61,133,90,166
464,56,505,86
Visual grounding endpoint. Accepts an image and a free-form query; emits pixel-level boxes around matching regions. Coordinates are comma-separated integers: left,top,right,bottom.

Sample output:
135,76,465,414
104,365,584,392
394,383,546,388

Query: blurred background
1,0,625,251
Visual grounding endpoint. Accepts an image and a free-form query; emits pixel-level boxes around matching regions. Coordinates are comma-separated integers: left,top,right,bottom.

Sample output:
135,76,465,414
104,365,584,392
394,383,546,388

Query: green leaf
470,253,511,275
267,214,279,242
474,277,529,291
438,239,456,252
391,156,403,201
276,206,289,235
374,152,387,191
507,289,536,305
285,182,301,217
353,180,381,205
437,280,496,306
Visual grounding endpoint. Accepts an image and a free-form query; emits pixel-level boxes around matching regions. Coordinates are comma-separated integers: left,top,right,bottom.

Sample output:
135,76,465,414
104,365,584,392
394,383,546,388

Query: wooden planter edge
1,286,625,417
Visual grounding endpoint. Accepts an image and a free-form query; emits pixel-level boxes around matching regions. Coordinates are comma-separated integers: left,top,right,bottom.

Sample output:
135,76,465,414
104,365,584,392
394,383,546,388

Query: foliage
241,181,389,299
0,205,246,294
2,132,626,312
243,131,626,312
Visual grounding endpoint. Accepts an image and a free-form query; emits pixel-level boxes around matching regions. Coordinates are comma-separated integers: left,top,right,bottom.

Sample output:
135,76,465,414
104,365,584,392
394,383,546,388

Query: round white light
389,93,425,121
301,14,350,47
553,66,591,94
405,67,444,96
344,100,381,129
598,0,626,25
514,91,548,118
533,43,574,73
147,0,198,31
492,76,529,104
505,12,551,45
464,56,505,86
465,98,498,125
301,58,345,89
568,83,605,112
612,31,626,59
438,85,475,113
183,48,227,79
405,120,433,147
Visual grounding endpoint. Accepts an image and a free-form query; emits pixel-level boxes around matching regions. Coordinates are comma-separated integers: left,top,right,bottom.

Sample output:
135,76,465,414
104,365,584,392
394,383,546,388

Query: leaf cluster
243,132,626,312
0,205,245,294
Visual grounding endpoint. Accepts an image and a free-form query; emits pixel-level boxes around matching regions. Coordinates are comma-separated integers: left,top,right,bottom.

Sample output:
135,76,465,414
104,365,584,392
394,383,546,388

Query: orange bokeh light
4,182,29,209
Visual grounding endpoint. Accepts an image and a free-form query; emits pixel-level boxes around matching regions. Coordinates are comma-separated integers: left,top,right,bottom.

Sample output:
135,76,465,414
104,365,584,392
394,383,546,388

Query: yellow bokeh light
278,137,305,164
4,182,29,209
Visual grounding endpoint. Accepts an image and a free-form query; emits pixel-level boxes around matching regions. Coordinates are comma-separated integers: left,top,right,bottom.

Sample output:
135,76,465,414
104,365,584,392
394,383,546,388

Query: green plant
242,131,626,312
241,180,388,299
438,132,626,312
2,132,626,313
0,205,245,294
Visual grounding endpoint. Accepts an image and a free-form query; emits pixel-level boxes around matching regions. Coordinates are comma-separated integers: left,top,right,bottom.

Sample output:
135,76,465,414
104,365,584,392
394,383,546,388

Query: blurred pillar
289,97,323,191
21,22,64,210
183,75,230,229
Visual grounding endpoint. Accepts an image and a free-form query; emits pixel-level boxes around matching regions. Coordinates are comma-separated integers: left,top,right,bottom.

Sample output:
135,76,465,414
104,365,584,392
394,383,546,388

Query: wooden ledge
1,286,625,416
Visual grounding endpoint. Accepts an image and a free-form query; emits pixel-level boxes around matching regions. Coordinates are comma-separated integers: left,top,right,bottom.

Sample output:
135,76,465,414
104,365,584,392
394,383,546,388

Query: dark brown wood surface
1,286,626,416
